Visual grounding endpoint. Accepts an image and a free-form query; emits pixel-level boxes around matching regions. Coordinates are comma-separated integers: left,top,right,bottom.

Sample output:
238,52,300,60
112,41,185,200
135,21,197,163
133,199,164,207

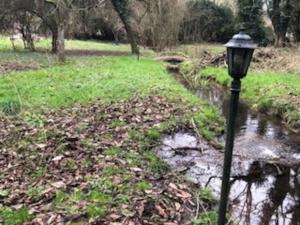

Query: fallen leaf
128,221,135,225
31,218,44,225
52,155,64,162
36,144,47,149
50,181,66,189
109,213,122,220
176,190,191,199
175,202,181,211
169,183,178,190
155,205,167,218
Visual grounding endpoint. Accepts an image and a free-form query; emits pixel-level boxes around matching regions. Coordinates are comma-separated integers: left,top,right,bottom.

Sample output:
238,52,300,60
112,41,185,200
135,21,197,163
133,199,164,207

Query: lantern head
225,29,257,79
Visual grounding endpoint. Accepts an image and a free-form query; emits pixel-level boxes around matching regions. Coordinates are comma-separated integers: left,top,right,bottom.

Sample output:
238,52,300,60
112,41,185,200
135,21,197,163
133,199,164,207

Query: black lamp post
217,29,257,225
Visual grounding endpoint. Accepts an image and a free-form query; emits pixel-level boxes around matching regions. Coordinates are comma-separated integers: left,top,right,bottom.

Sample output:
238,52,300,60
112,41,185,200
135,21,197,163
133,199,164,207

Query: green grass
0,36,131,52
0,39,225,223
0,39,224,138
0,207,31,225
201,67,300,130
0,36,154,69
0,56,199,111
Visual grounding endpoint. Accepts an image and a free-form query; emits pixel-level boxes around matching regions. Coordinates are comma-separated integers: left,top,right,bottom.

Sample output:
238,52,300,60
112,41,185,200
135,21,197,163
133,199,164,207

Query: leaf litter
0,96,203,225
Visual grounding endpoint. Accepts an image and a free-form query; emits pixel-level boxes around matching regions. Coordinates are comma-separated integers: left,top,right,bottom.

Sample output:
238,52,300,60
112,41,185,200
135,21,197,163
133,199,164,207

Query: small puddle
155,85,300,224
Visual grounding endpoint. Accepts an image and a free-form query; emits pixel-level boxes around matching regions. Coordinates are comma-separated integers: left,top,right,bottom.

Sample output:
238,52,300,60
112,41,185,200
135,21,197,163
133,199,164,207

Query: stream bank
154,57,300,225
177,57,300,132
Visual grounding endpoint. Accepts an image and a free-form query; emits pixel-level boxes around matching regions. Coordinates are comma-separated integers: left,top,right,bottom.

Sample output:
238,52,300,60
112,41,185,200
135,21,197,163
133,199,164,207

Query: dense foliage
180,0,235,43
236,0,268,45
290,0,300,42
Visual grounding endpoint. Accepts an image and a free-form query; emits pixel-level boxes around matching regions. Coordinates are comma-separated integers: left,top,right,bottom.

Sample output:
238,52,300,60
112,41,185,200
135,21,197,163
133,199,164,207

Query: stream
155,83,300,224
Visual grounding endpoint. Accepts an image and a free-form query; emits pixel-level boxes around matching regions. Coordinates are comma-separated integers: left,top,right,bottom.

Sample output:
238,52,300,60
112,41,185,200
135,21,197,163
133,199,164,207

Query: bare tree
136,0,186,51
111,0,139,54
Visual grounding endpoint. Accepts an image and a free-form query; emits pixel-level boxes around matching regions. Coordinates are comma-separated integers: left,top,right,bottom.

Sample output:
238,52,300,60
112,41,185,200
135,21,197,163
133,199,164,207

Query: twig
191,118,201,139
162,143,203,152
191,118,203,153
194,191,200,220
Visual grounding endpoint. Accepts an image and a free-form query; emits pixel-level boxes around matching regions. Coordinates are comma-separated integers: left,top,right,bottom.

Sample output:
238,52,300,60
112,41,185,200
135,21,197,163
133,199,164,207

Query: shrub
236,0,268,45
180,0,235,43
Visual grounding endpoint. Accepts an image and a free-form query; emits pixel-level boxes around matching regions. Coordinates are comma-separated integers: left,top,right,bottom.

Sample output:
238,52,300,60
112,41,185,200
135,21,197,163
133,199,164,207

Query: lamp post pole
217,28,257,225
217,79,241,225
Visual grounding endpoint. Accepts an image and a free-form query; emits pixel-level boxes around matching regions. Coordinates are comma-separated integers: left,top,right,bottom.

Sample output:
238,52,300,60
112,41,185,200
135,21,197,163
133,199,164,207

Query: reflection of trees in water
259,167,290,225
290,168,300,224
222,98,249,136
231,162,268,225
231,163,300,225
257,117,268,136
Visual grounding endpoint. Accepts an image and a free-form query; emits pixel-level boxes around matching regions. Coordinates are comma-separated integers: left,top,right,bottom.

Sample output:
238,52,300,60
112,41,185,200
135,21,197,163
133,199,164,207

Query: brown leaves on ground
0,62,39,74
0,96,198,225
65,50,132,57
198,47,300,74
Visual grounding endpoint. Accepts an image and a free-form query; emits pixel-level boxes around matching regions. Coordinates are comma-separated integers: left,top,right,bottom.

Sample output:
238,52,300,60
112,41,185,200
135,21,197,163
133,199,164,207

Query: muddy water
155,86,300,225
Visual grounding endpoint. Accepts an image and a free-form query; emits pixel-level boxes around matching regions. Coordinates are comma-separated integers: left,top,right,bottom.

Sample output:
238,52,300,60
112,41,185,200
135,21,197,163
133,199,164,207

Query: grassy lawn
0,39,222,224
0,56,192,109
0,36,132,52
0,36,153,69
200,67,300,131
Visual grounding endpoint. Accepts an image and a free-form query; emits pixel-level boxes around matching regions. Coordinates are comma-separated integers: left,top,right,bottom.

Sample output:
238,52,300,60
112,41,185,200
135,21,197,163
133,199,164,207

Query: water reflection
195,86,300,224
195,86,300,154
155,132,300,225
155,85,300,225
230,163,300,225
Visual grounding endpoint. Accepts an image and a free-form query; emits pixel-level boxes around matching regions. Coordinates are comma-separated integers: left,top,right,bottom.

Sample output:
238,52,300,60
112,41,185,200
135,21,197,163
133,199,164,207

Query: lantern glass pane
243,49,254,75
227,47,254,79
233,48,246,75
227,48,233,75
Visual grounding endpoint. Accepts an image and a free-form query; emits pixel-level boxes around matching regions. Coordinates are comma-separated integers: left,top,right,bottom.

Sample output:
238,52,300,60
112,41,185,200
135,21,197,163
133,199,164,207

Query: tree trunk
51,28,58,53
274,32,287,47
10,37,16,51
123,21,139,54
57,23,65,62
268,0,291,47
111,0,139,55
26,25,35,51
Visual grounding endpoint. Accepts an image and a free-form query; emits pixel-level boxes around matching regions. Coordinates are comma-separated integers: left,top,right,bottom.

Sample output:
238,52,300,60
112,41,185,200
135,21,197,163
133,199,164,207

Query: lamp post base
217,79,241,225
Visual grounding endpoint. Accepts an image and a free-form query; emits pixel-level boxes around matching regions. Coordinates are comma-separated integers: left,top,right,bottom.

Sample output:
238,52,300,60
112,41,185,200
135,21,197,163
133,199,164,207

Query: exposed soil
0,96,200,225
0,62,39,74
65,50,133,57
0,50,137,75
154,56,187,64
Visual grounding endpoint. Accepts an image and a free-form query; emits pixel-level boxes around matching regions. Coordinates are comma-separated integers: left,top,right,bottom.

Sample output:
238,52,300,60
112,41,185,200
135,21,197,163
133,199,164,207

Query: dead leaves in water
0,96,198,224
